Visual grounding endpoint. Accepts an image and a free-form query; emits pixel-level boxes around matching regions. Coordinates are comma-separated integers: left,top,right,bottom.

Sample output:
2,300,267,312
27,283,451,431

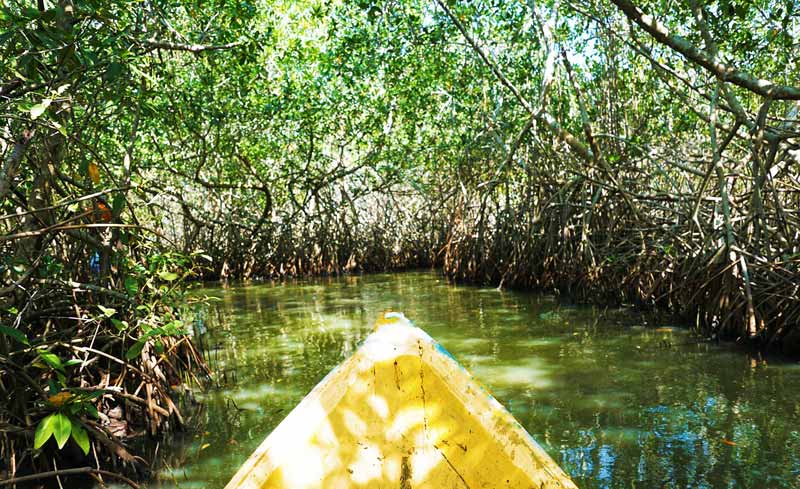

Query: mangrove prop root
0,466,140,488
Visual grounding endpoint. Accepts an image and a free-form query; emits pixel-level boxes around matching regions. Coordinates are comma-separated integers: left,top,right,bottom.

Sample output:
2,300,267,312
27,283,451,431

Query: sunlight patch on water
151,272,800,489
573,393,633,411
458,353,495,367
472,357,553,389
518,337,567,348
312,315,356,331
211,382,304,403
434,336,489,352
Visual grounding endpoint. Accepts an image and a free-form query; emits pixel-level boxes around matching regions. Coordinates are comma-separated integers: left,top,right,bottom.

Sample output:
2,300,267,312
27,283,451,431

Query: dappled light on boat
225,313,577,488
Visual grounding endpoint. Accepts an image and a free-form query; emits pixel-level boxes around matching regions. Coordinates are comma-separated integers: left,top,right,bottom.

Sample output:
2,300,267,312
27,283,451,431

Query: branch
609,0,800,100
36,279,133,302
0,187,133,221
593,133,705,177
141,38,241,53
0,258,39,296
687,0,757,134
502,115,536,170
0,467,140,488
0,130,33,202
0,356,49,400
435,0,642,220
83,386,170,417
432,0,595,162
1,223,171,246
0,77,23,98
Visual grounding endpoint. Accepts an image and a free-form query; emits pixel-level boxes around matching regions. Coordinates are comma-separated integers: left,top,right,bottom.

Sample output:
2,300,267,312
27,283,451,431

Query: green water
149,272,800,488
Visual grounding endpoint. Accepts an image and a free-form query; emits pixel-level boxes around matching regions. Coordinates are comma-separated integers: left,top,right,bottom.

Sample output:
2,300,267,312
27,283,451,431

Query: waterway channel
147,271,800,488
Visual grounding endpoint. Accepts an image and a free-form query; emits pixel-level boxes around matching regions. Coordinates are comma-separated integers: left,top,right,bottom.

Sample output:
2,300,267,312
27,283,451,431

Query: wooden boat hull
225,312,578,489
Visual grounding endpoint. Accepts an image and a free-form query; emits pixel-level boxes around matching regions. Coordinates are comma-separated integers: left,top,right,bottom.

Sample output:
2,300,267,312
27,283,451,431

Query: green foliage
70,418,90,455
126,320,188,360
33,413,58,450
33,390,100,455
0,325,29,345
2,0,799,475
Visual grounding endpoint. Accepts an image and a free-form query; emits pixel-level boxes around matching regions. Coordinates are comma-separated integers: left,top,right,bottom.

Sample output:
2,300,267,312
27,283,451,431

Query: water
147,272,800,488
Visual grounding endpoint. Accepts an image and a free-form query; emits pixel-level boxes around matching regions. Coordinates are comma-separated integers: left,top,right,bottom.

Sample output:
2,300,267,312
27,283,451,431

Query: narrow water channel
148,272,800,488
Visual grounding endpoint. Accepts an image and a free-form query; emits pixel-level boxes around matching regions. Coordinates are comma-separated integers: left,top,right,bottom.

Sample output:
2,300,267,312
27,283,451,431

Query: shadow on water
134,272,800,489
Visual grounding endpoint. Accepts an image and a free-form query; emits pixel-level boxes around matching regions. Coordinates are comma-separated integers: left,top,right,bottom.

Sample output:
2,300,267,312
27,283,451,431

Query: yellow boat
225,312,578,489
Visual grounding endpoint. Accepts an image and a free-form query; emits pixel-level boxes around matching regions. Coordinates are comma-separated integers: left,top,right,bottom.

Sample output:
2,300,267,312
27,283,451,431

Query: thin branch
140,38,241,53
36,279,133,302
434,0,644,220
0,466,140,488
0,130,33,202
433,0,595,162
0,187,133,221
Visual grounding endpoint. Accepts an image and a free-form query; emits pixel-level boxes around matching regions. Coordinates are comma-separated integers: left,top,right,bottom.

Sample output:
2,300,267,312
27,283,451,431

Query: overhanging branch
610,0,800,100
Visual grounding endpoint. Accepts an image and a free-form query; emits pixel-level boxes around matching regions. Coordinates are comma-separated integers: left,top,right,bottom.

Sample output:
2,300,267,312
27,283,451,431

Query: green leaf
112,194,125,217
63,359,83,367
53,413,72,449
38,351,64,372
105,62,123,81
111,318,128,331
125,326,166,360
163,321,187,336
70,419,90,455
51,119,67,136
22,6,40,19
30,99,52,120
125,340,146,360
82,390,105,401
0,325,29,345
124,277,139,296
97,305,116,317
85,404,99,419
34,414,57,449
158,271,179,281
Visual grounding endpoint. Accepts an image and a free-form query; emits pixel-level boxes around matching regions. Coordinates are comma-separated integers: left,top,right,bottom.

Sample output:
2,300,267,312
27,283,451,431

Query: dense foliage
1,0,799,482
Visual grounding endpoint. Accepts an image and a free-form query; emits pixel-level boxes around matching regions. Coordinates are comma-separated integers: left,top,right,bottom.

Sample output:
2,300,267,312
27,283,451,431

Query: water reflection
140,272,799,488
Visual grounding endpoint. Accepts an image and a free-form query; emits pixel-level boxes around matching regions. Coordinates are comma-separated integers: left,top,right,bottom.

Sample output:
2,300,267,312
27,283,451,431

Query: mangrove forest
1,0,799,487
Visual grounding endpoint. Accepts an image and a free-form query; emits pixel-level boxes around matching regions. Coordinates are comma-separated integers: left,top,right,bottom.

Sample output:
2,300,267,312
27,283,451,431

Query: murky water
147,272,800,488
